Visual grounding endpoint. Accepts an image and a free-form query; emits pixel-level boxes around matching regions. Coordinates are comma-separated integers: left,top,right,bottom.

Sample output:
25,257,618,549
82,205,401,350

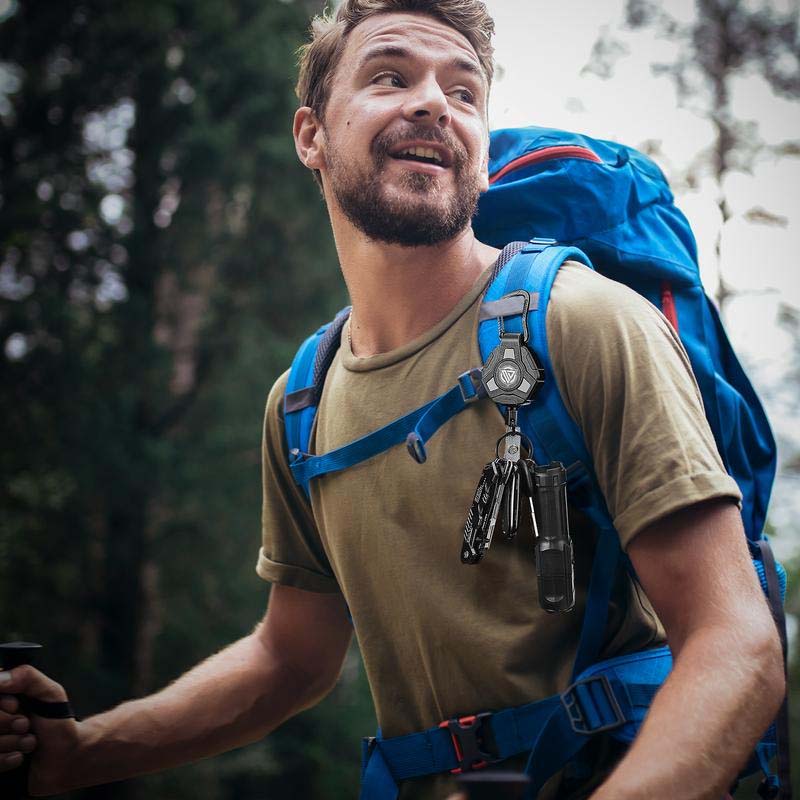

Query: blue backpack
283,126,790,799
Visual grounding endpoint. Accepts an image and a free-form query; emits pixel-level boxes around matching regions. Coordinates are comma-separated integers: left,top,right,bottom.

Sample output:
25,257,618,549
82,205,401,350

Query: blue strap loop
290,369,486,486
406,369,486,464
290,400,434,486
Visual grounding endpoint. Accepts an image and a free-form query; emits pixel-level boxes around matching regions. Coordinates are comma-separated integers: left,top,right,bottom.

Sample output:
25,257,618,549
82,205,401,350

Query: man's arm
590,499,785,800
0,584,352,796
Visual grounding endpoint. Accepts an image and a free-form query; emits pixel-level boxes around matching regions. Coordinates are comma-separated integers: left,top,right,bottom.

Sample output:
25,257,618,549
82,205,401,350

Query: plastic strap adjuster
406,432,427,464
522,237,558,253
560,674,626,735
457,368,485,404
438,712,498,774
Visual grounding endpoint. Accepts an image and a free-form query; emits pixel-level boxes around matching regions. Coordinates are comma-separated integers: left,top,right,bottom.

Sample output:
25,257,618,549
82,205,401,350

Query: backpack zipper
489,144,602,185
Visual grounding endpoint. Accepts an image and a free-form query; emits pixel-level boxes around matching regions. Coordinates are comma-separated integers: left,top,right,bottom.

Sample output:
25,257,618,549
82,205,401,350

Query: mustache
373,126,467,166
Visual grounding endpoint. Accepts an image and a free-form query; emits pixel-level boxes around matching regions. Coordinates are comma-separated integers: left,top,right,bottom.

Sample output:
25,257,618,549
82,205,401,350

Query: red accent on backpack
489,145,602,185
661,280,679,333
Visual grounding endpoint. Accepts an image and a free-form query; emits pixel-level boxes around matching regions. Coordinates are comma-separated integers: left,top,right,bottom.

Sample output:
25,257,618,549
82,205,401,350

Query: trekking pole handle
0,642,44,799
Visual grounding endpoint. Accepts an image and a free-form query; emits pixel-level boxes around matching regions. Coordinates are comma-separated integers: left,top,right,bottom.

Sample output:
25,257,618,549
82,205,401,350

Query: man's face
314,12,490,247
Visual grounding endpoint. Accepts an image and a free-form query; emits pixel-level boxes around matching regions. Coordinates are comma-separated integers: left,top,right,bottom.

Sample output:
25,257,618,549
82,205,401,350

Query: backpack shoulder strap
284,305,351,490
480,241,625,679
479,241,602,513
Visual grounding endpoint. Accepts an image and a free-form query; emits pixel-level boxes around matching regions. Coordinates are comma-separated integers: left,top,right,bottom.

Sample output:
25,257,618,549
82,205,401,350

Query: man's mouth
393,146,444,166
386,141,454,169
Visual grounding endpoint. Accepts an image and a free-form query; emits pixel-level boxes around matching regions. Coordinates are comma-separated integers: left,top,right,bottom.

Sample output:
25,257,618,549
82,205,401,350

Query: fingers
0,712,29,734
0,695,19,715
2,751,24,771
0,733,36,752
0,665,67,703
0,702,29,736
0,732,37,773
0,701,36,772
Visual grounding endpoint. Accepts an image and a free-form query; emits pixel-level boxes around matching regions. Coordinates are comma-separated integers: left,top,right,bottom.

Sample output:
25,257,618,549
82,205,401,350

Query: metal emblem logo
497,363,520,388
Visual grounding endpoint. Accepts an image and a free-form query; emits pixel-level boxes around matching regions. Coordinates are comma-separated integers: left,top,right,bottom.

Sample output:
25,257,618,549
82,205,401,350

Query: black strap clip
439,712,498,774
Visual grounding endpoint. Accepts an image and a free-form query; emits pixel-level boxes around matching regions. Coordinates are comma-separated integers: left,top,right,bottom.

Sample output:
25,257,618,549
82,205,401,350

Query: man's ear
293,106,326,171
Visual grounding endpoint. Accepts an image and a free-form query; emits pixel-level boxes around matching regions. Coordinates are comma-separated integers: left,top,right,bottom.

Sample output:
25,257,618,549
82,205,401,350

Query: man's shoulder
552,259,656,314
547,259,675,348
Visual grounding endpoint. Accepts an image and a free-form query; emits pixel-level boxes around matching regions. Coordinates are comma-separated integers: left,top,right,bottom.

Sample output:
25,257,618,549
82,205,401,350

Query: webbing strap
289,371,484,486
480,244,620,681
755,538,793,799
487,239,529,282
571,527,622,680
313,306,352,387
360,741,399,800
405,370,485,463
512,248,621,680
359,696,566,799
502,241,556,295
23,697,77,719
523,703,592,797
284,327,327,463
290,401,432,487
284,386,316,414
479,293,540,322
510,245,598,474
359,673,660,799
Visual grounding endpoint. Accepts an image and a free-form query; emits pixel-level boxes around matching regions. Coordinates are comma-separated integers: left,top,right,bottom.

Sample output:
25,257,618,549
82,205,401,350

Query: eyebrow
356,44,483,80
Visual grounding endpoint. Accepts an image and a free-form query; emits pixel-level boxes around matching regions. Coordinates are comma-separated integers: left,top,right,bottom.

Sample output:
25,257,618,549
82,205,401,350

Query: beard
324,126,484,247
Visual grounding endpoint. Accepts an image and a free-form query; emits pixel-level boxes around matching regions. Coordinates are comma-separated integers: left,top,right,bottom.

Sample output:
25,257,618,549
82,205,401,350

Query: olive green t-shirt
256,260,741,799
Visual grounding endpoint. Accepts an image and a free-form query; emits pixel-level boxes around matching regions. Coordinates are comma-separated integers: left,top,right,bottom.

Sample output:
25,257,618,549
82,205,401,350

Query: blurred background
0,0,797,798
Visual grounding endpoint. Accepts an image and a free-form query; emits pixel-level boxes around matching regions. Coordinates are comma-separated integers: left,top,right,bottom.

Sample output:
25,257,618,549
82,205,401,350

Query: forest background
1,0,798,797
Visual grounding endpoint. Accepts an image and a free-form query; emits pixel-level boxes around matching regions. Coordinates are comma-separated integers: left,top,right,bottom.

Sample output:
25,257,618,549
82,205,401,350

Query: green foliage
1,0,371,797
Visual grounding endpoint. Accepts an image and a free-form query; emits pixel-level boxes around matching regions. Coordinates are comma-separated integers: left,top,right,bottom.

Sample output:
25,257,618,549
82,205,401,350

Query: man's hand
0,665,81,796
0,584,352,795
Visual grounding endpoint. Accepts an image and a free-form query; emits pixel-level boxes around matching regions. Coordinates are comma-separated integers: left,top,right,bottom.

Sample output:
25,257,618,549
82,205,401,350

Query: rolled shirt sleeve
256,370,341,593
547,262,742,550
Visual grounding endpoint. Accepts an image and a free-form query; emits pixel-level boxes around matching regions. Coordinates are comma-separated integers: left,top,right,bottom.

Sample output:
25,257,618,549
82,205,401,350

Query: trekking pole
456,769,531,799
0,642,44,799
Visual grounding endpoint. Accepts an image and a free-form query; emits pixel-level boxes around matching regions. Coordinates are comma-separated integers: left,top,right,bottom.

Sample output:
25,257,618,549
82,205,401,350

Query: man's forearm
590,623,784,800
55,628,328,792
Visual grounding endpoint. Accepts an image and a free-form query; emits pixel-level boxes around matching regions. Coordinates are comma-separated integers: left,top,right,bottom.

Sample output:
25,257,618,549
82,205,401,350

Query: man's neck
334,223,500,358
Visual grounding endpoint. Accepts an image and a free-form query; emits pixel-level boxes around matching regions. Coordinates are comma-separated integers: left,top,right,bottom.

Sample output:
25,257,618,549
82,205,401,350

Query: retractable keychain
461,290,575,613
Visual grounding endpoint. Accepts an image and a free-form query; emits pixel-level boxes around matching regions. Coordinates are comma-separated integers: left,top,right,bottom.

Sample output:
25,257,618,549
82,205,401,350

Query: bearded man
0,2,784,799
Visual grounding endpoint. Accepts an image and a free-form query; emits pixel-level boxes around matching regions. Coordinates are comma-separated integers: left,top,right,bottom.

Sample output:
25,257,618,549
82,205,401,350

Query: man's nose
402,75,451,127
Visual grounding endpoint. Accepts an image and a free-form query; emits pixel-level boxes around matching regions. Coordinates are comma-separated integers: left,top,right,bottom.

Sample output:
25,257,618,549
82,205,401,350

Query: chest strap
359,653,668,800
288,369,485,488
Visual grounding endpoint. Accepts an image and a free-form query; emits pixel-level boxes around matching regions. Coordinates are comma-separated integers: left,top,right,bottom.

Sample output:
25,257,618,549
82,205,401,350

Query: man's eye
451,87,475,104
373,72,405,88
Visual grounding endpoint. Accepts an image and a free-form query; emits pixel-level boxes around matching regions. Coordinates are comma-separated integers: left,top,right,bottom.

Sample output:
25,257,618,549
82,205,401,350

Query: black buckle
757,777,780,799
439,712,498,774
561,674,626,735
458,369,485,405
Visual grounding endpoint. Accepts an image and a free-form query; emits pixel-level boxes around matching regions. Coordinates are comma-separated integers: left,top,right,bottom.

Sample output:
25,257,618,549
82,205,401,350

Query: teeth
398,146,442,163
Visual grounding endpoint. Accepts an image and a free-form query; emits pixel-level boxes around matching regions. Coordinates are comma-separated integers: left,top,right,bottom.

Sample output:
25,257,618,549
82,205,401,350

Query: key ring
495,430,533,460
497,290,532,343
